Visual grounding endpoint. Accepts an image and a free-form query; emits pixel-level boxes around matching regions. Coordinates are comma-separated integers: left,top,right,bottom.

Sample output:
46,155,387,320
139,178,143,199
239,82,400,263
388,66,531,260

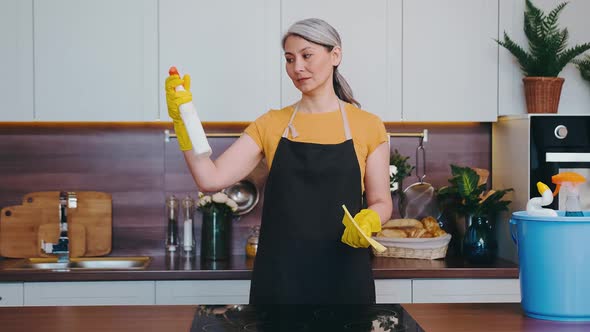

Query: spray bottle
168,66,212,158
526,182,558,217
552,172,587,217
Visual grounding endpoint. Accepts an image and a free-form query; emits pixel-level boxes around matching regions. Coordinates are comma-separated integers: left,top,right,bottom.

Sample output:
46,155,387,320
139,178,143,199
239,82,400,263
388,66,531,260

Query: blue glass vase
462,215,497,264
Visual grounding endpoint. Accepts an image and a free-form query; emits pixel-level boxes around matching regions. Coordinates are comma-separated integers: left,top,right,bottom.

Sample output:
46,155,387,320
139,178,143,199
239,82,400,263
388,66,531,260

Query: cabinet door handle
0,296,3,301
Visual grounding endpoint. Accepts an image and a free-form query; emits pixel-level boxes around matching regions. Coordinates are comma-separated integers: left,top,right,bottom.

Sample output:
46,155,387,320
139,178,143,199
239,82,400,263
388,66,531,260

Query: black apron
249,101,375,304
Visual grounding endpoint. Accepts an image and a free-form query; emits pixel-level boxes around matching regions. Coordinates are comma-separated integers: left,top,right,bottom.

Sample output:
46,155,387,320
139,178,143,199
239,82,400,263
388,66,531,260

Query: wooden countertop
0,254,518,282
403,303,590,332
0,304,588,332
0,305,196,332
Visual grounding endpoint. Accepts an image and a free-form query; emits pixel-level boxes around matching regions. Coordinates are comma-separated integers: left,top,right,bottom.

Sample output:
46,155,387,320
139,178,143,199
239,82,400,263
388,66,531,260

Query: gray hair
282,18,360,108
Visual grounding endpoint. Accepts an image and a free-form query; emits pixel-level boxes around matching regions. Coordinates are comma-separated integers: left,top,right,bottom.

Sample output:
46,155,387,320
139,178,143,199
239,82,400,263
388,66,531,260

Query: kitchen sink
6,256,151,270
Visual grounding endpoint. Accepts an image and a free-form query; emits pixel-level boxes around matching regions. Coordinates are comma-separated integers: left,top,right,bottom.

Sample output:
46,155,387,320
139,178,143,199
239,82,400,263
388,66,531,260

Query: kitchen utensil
0,191,112,258
224,180,259,216
399,137,440,220
341,205,387,253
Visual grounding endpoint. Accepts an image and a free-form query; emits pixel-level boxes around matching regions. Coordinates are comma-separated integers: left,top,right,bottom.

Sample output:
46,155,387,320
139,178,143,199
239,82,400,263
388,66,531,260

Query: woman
165,18,392,304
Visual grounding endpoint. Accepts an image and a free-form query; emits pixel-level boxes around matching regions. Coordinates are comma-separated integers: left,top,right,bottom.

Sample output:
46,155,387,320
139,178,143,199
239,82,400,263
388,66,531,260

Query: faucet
41,192,76,263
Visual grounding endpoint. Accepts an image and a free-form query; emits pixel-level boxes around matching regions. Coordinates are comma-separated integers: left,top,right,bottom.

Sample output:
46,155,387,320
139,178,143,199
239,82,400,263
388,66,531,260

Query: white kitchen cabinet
156,280,250,305
0,282,24,307
159,0,281,122
10,278,519,305
24,281,155,306
281,0,402,121
0,0,34,121
499,0,590,116
403,0,498,122
375,279,412,304
33,0,159,121
412,278,520,303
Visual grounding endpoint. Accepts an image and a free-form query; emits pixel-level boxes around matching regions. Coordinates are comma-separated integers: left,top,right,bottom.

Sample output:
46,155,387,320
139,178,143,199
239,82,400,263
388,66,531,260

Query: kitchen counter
403,303,590,332
0,254,518,282
0,303,588,332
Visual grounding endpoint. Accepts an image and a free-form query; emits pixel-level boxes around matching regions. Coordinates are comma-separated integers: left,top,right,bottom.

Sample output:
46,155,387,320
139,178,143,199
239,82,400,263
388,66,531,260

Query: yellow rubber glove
341,209,382,248
165,74,193,151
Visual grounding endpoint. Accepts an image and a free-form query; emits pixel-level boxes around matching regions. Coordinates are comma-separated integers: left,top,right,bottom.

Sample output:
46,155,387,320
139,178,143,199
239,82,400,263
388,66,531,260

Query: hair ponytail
333,67,360,108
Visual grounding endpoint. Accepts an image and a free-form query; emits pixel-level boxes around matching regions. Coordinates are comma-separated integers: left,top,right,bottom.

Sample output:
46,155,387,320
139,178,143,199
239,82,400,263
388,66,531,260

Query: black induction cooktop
190,304,424,332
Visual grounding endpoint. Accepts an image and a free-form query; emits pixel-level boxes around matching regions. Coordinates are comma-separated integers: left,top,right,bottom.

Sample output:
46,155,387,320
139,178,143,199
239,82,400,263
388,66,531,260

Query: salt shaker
180,195,196,256
165,195,179,252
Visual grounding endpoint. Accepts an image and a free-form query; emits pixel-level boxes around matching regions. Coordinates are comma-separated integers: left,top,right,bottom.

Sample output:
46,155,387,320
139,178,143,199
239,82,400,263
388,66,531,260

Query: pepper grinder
180,195,196,256
165,195,179,252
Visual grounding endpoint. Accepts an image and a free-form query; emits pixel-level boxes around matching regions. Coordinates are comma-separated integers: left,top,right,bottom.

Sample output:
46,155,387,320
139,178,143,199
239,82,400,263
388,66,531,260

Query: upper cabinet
281,0,402,121
403,0,499,122
499,0,590,116
0,0,34,121
33,0,159,121
11,1,590,122
159,0,281,122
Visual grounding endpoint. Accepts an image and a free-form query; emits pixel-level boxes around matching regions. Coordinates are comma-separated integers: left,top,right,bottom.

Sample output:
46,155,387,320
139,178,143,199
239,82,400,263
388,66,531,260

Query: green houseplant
575,54,590,83
496,0,590,113
389,149,414,193
437,165,513,218
437,165,514,263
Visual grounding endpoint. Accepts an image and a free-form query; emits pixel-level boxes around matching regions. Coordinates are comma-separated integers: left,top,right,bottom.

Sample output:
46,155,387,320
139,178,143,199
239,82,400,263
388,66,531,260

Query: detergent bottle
552,172,587,217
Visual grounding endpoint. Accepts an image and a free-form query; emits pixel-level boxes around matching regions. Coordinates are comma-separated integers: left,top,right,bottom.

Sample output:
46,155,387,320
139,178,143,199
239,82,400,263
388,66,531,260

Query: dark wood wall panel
0,122,490,256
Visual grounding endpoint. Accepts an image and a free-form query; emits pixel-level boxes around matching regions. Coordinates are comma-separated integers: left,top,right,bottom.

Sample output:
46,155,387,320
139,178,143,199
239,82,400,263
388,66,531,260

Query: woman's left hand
341,209,382,248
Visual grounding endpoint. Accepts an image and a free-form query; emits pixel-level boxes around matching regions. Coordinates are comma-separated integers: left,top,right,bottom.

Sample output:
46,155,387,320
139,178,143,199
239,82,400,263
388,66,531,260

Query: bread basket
371,234,451,260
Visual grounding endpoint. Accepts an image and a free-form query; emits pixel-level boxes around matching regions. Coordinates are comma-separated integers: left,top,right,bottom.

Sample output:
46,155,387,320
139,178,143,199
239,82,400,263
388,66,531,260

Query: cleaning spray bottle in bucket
552,172,586,217
526,182,557,217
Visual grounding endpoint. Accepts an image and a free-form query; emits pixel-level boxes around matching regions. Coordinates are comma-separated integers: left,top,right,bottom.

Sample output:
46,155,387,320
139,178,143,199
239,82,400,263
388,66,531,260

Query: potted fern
575,55,590,83
496,0,590,114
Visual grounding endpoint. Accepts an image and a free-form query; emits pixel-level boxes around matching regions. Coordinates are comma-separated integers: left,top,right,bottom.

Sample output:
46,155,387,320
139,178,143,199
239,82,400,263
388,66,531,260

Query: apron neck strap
282,100,351,140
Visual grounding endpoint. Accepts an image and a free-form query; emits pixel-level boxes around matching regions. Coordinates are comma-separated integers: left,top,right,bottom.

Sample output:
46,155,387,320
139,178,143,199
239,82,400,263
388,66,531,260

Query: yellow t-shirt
244,103,388,190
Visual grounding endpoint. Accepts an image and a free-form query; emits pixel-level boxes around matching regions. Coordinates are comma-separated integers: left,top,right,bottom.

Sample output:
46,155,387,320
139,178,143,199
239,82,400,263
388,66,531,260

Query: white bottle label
175,85,212,157
183,219,193,251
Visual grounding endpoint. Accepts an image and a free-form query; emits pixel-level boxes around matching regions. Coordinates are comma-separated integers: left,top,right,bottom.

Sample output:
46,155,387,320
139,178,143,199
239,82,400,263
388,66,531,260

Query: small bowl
224,180,259,216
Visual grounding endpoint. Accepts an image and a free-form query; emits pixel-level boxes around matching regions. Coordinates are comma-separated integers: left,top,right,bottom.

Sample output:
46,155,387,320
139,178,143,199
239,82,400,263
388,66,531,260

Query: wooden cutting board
0,205,52,258
0,191,112,258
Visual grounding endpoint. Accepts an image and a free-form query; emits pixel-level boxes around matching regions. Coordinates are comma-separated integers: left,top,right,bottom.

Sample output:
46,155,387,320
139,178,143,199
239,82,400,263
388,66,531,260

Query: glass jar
180,196,196,257
165,195,179,252
245,225,260,258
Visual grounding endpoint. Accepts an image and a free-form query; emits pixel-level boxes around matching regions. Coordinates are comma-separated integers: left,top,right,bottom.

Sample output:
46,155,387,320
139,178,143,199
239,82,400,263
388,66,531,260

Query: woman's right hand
165,74,192,122
165,74,194,151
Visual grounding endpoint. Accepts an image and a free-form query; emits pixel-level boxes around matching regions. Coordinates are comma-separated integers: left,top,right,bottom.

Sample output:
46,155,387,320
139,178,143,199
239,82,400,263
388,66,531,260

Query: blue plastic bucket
510,211,590,321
